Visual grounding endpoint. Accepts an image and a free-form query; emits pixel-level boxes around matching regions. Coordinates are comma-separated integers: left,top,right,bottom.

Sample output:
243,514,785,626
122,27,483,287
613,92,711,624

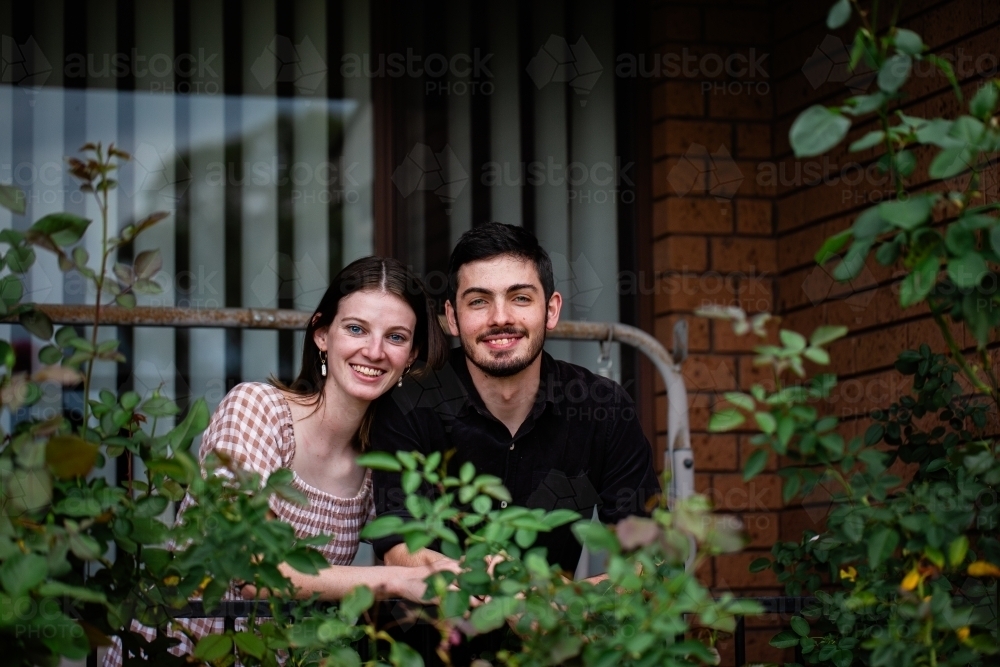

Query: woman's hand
390,559,463,604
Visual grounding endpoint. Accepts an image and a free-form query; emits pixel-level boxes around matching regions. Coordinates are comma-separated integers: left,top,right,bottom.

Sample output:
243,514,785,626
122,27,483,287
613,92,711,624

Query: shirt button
500,501,507,508
509,443,515,450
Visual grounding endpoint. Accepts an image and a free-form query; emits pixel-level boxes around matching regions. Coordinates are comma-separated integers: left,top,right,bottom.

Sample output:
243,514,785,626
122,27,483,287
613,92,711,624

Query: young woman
106,256,451,665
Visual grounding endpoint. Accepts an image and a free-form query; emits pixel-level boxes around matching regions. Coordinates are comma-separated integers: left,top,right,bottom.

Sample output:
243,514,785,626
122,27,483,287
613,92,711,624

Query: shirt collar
449,346,561,421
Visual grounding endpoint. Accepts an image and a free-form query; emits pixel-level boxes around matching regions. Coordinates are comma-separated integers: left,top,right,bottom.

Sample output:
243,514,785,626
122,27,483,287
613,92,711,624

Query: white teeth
350,364,384,377
491,338,514,345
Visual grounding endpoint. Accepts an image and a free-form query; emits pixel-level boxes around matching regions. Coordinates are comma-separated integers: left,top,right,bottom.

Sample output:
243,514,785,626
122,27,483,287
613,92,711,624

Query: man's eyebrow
460,284,539,299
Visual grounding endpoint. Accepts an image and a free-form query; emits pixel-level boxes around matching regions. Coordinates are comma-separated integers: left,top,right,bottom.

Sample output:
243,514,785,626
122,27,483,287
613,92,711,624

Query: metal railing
29,304,694,504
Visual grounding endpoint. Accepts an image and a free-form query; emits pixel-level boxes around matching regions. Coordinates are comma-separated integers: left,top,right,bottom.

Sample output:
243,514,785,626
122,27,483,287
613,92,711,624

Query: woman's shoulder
214,382,290,426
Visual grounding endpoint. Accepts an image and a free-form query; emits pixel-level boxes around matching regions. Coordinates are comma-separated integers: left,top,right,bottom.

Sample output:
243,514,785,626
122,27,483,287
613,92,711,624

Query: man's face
446,255,562,378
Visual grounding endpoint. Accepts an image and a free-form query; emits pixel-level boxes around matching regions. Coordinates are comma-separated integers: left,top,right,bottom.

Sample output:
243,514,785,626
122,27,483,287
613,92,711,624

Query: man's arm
596,383,661,524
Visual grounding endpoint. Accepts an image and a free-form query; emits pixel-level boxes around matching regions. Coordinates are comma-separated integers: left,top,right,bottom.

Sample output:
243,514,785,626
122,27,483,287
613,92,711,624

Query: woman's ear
311,314,327,351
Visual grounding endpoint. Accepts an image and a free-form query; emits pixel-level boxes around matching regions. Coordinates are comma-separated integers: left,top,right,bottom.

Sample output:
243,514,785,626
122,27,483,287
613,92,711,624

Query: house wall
645,0,999,663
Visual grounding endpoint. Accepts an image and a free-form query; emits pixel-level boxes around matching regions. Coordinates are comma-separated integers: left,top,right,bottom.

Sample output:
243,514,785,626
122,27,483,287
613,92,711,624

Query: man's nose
487,302,515,326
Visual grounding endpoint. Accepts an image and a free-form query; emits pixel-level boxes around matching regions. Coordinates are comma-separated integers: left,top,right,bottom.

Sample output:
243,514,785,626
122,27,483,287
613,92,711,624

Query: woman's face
314,289,418,404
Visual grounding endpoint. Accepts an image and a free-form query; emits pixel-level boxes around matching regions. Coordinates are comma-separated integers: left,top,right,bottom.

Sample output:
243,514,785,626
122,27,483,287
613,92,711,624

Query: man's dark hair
447,222,555,305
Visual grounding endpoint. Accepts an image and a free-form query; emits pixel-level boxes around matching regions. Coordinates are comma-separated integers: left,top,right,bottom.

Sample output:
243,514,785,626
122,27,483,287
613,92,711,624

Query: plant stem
82,171,111,437
930,309,994,398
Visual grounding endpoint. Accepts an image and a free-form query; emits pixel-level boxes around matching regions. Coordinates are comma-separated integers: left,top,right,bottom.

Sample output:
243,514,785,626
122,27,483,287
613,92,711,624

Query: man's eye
469,299,486,307
514,295,531,303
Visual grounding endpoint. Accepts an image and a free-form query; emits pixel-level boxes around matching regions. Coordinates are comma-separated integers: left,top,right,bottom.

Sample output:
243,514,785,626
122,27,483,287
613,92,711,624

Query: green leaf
755,411,777,434
815,229,853,263
832,240,872,280
791,616,810,637
946,224,976,256
233,632,266,659
770,630,800,649
844,92,886,116
849,130,885,152
782,474,802,503
402,470,421,494
708,408,745,432
0,184,26,214
949,535,969,567
194,634,233,661
743,449,768,481
877,53,911,93
929,146,975,179
852,208,887,242
723,392,754,411
360,516,404,540
749,557,771,573
970,82,999,119
893,29,924,56
389,639,423,667
572,522,619,553
141,396,180,417
899,255,938,307
826,0,851,28
789,105,851,158
30,213,92,246
895,149,916,177
355,451,403,472
38,344,62,364
470,596,519,633
135,494,168,518
339,584,375,620
0,552,48,596
115,292,136,309
948,252,987,289
803,347,830,365
810,325,848,347
879,195,934,230
868,527,900,570
36,581,107,604
843,513,866,544
780,329,807,352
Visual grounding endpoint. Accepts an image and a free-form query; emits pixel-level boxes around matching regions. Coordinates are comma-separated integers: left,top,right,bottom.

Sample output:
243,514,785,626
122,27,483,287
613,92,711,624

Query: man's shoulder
544,354,631,401
376,356,471,421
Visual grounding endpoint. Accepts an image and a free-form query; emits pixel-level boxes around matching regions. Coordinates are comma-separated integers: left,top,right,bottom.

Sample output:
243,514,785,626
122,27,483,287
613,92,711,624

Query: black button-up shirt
369,347,661,572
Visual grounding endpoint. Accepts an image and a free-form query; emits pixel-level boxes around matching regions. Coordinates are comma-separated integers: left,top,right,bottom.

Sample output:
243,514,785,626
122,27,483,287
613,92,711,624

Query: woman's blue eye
347,324,364,334
389,333,406,343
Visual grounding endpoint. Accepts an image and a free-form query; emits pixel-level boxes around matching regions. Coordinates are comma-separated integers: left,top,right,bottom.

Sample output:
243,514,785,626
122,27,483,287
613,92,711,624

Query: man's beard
461,325,546,378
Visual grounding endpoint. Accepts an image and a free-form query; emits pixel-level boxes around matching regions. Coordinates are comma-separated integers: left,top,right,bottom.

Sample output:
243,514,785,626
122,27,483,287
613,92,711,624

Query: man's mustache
476,327,528,343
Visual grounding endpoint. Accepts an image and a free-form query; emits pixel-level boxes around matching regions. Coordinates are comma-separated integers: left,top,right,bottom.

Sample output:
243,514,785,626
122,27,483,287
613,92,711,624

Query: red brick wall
645,0,999,663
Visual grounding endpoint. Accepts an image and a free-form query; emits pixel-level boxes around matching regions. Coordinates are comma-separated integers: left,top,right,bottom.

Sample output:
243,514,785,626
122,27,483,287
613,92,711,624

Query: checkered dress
104,382,375,665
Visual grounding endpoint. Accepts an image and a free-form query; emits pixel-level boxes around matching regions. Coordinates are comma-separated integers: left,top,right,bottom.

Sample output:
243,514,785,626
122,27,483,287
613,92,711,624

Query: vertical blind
0,0,374,474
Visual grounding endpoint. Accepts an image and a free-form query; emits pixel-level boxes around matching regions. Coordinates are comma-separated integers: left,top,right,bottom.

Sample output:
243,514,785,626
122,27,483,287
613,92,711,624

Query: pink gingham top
105,382,375,665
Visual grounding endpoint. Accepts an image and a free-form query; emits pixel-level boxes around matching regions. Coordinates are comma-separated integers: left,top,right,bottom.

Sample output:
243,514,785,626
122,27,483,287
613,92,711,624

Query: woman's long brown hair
271,256,448,449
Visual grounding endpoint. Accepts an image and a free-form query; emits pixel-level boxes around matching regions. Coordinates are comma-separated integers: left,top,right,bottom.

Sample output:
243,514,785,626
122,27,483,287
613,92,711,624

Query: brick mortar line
770,19,1000,124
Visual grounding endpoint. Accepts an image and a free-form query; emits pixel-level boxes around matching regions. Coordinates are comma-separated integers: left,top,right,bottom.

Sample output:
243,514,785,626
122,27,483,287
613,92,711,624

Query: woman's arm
243,560,461,604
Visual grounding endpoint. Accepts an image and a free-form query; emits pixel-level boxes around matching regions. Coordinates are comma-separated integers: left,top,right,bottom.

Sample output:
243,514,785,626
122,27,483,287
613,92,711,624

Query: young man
369,223,660,574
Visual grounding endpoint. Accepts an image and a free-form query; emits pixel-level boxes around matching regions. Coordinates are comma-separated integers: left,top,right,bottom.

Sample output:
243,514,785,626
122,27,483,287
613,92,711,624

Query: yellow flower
956,627,970,641
162,575,180,586
967,561,1000,578
901,570,921,591
839,566,857,582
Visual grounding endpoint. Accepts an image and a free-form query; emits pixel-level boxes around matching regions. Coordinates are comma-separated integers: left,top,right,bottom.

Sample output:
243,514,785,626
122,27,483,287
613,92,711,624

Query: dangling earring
319,350,327,378
397,365,411,388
